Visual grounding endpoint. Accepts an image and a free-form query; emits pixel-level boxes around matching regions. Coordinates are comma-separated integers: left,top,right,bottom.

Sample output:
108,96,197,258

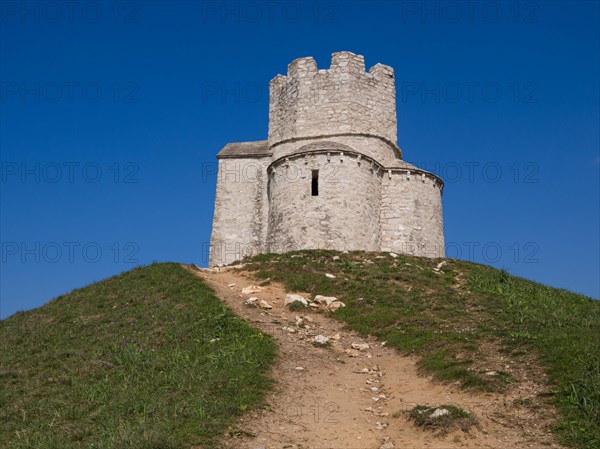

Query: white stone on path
242,285,262,294
313,335,330,345
351,342,370,351
285,294,308,306
258,300,272,309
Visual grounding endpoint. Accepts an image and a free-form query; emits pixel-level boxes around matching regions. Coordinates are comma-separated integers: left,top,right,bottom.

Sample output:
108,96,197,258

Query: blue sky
1,0,598,318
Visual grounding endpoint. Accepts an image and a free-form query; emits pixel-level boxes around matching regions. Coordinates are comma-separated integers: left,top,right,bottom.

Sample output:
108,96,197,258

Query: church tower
209,52,444,266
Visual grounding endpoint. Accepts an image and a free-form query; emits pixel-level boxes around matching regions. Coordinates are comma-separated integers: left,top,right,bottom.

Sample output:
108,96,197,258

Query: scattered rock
388,252,398,258
380,437,395,449
327,301,346,312
434,260,447,272
242,285,262,294
245,297,258,305
361,365,381,374
258,300,272,309
282,326,296,333
313,335,330,346
430,408,450,418
372,394,387,402
351,342,370,351
333,255,340,261
285,294,308,306
295,366,304,371
345,349,361,357
313,294,346,311
485,370,498,376
325,273,336,279
315,295,338,305
375,421,388,430
295,315,304,326
330,333,341,341
227,283,236,287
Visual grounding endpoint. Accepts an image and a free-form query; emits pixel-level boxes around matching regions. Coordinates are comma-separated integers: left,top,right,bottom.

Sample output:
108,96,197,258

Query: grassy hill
0,263,276,449
242,250,600,449
1,253,598,449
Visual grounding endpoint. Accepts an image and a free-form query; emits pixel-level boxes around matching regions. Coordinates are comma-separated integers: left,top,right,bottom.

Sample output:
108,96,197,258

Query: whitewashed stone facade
209,52,444,266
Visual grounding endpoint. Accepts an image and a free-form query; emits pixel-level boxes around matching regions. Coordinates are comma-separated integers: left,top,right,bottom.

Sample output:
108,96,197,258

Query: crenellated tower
209,52,445,267
268,52,397,148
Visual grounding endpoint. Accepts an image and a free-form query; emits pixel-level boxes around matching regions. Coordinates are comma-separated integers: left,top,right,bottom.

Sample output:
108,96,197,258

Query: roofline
217,152,272,159
267,147,444,193
216,140,271,159
269,132,402,159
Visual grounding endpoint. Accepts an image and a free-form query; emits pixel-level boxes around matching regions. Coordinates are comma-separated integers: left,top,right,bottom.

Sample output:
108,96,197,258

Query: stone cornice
267,147,444,193
268,133,403,159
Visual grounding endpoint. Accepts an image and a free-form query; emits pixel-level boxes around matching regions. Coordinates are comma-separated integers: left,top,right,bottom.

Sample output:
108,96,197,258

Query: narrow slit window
311,170,319,196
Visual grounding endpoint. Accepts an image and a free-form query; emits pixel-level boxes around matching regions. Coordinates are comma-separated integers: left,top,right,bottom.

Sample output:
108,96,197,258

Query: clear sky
1,0,598,318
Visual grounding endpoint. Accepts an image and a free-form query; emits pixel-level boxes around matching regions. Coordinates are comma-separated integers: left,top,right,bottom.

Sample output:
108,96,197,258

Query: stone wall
380,172,445,258
208,52,446,267
209,157,270,266
268,51,397,146
267,151,382,254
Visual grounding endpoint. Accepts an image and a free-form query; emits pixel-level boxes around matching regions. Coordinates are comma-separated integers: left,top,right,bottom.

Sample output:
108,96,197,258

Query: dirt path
189,266,563,449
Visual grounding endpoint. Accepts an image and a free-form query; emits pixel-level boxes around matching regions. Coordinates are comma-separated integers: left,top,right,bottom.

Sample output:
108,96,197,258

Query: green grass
406,404,478,435
286,301,307,312
242,250,600,449
0,263,276,449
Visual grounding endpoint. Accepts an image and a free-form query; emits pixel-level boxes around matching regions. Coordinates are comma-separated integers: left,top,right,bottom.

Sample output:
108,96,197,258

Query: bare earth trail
189,266,563,449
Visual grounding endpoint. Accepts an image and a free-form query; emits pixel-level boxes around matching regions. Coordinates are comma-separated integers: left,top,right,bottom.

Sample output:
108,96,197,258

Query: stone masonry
209,52,444,266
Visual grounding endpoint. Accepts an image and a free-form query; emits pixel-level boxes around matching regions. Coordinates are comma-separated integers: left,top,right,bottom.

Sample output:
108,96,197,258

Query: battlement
277,52,395,81
268,52,398,147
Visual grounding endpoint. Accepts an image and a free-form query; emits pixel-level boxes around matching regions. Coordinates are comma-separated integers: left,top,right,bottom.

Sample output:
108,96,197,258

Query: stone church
209,52,444,267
